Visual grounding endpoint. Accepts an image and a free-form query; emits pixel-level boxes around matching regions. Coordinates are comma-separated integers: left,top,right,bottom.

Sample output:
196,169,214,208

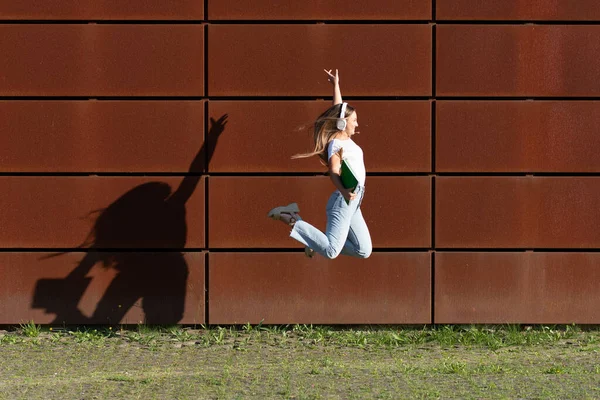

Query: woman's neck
335,132,351,141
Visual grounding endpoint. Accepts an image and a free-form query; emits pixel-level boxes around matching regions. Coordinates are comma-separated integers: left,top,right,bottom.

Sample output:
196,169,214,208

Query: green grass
1,324,600,399
68,328,113,343
2,323,599,350
18,320,41,338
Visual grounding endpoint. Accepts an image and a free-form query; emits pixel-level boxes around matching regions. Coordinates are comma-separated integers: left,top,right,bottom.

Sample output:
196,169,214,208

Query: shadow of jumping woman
33,115,227,325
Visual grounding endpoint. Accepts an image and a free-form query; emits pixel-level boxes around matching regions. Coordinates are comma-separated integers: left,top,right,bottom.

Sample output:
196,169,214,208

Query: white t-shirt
327,138,366,186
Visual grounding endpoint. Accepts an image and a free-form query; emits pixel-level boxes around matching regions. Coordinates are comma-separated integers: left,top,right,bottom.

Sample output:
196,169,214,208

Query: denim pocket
358,188,365,208
326,191,343,212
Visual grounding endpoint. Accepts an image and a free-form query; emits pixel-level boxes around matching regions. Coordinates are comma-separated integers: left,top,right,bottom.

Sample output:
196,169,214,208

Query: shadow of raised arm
168,114,228,206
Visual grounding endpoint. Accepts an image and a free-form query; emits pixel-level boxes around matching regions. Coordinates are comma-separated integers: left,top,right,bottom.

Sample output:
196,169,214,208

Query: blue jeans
290,185,372,259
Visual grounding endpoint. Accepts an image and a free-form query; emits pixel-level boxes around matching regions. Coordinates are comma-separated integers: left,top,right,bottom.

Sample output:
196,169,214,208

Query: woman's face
345,111,358,136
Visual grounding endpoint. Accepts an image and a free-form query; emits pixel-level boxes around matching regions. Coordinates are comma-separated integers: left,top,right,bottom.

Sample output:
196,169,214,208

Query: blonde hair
292,103,355,166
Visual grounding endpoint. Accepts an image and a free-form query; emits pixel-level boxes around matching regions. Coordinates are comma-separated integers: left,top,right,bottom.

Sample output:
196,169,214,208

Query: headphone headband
339,102,347,119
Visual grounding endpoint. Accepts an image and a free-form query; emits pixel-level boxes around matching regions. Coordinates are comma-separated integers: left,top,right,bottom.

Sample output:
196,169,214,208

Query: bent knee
324,247,342,260
358,247,372,259
356,242,372,259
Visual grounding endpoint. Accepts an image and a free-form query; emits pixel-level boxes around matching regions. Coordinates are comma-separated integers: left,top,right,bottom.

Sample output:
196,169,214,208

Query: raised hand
324,68,340,86
324,69,342,105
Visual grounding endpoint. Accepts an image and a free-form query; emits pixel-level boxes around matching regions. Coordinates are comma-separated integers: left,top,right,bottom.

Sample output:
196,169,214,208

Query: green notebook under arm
340,159,359,204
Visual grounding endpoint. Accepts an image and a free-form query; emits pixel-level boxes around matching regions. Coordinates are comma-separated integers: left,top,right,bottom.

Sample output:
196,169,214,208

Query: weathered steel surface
436,177,600,248
208,176,431,248
436,101,600,172
0,252,204,325
0,177,205,248
208,24,431,96
437,0,600,21
0,101,205,173
364,177,431,248
435,252,600,323
209,0,430,20
0,1,204,20
209,252,431,324
0,25,204,96
208,100,431,173
437,25,600,96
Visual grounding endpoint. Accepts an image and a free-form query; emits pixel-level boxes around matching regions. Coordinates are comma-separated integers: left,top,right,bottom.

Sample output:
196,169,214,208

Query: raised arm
324,69,342,106
169,114,227,206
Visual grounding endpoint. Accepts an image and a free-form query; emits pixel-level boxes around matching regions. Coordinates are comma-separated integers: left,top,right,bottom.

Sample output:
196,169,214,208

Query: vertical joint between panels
431,101,436,175
204,100,210,250
205,252,210,325
204,23,209,98
431,175,436,251
431,251,435,325
431,24,436,98
203,91,210,324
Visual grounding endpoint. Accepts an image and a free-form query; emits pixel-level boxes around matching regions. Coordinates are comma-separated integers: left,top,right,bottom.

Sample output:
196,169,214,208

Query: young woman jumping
268,69,372,259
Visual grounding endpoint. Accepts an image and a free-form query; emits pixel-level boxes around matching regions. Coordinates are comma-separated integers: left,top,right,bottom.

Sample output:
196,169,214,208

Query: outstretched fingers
324,68,339,84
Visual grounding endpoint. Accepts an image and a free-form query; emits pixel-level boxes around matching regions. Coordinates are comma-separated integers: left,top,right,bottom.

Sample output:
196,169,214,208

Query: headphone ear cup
337,102,348,131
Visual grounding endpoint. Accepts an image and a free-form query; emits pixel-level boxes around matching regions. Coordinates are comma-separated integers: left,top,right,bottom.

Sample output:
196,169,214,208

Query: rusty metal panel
437,25,600,96
0,252,204,325
436,177,600,248
0,177,205,248
437,0,600,21
209,252,431,324
365,177,431,248
0,101,205,173
208,24,431,96
435,252,600,324
436,177,532,248
208,100,431,173
208,0,431,20
533,178,600,248
208,176,431,248
436,101,600,172
0,25,203,96
0,1,204,20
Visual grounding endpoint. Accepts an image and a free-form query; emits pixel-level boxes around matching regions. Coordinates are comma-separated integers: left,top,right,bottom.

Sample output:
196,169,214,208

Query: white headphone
336,102,348,131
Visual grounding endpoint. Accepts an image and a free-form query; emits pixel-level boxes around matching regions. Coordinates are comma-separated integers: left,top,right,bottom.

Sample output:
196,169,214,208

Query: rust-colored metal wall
1,1,599,325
